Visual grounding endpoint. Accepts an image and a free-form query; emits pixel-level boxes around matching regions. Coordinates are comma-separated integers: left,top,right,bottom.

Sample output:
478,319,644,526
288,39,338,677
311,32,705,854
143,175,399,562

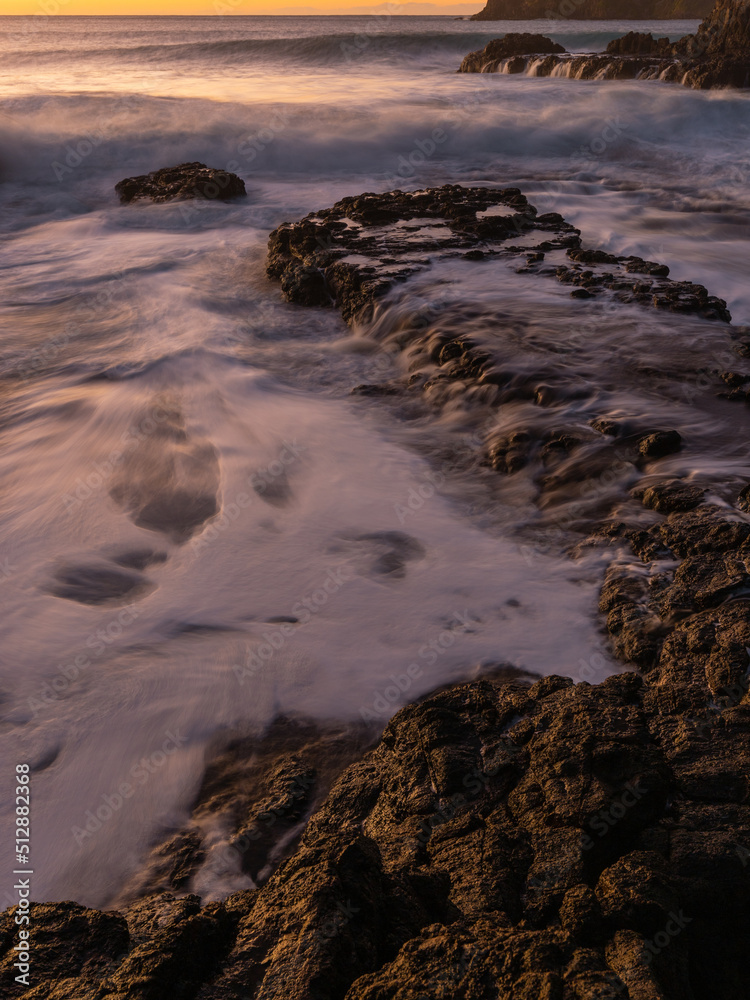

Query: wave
1,32,503,69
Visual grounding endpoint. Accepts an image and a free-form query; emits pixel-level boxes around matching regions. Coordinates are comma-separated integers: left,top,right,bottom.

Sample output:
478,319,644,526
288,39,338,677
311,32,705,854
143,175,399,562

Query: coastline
2,6,750,996
3,179,750,997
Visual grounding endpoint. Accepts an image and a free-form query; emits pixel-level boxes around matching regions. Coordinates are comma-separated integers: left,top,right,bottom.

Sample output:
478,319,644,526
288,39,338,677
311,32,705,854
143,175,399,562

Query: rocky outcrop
265,185,736,522
115,162,246,204
4,665,750,998
462,0,750,89
606,30,675,55
266,186,729,324
458,33,565,71
469,0,711,21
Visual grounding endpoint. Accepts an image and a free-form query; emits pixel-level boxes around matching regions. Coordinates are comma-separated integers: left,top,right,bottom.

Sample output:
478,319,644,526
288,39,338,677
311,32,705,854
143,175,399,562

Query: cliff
470,0,712,21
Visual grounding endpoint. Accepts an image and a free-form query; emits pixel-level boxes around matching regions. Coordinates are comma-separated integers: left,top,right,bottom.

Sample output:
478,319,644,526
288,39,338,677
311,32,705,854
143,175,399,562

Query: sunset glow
2,1,469,12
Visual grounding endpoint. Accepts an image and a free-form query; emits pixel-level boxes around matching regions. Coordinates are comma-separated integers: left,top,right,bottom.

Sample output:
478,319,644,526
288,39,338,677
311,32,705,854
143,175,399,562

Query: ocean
0,13,748,908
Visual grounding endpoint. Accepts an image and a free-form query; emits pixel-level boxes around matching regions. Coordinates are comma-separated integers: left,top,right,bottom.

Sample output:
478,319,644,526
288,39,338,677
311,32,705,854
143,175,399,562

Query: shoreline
2,178,749,997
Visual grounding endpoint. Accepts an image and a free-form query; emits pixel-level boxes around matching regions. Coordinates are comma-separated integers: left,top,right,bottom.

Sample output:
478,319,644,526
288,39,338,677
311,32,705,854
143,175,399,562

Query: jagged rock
639,481,705,514
606,30,675,55
4,160,749,999
458,34,565,73
266,186,729,328
115,162,246,204
267,185,573,323
266,184,731,539
4,671,750,998
0,901,128,997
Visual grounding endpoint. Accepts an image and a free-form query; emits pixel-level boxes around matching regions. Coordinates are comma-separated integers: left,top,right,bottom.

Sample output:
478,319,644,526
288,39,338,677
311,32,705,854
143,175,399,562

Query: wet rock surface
115,162,246,205
4,667,749,998
265,184,739,523
266,185,730,324
109,716,378,909
461,0,750,89
458,33,565,72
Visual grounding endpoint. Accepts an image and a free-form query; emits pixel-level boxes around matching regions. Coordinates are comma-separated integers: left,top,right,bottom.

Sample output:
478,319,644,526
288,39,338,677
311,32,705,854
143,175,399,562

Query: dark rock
659,505,750,558
488,430,531,474
116,715,377,905
606,31,674,56
8,672,750,998
267,186,729,328
115,162,246,205
640,480,705,513
458,34,566,73
8,174,750,1000
591,417,620,436
268,185,580,324
638,430,682,459
0,901,128,996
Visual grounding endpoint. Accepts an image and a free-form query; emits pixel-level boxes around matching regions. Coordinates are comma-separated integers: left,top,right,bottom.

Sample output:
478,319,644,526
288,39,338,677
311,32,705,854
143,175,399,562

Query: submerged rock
112,716,377,906
115,162,246,204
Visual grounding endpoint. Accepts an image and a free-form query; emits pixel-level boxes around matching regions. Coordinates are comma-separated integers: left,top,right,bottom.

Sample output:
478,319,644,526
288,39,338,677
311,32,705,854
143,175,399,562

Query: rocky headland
461,0,750,89
4,181,750,998
470,0,711,19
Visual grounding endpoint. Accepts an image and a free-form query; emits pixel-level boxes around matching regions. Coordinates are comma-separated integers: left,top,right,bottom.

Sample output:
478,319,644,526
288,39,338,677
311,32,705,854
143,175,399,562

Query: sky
1,0,480,12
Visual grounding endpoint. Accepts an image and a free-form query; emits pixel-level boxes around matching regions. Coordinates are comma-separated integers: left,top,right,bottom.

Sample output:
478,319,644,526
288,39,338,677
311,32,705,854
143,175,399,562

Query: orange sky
2,0,472,12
